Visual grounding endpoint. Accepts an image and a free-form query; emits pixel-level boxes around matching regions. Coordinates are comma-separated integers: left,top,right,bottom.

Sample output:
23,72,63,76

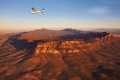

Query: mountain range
0,28,120,80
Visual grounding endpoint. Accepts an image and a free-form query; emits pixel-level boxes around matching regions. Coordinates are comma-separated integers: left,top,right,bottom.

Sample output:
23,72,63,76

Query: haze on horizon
0,0,120,32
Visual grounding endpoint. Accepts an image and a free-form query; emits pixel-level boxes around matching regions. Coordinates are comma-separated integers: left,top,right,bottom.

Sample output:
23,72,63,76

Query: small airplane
29,7,45,14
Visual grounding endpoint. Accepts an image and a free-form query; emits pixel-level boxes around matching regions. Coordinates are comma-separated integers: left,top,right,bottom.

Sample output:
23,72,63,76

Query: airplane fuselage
29,10,44,14
29,11,37,14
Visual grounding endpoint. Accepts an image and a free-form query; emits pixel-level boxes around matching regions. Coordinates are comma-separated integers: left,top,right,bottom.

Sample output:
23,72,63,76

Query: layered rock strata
35,33,112,56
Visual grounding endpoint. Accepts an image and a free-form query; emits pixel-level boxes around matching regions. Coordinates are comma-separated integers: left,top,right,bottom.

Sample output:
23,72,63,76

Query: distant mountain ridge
92,28,120,34
18,28,110,42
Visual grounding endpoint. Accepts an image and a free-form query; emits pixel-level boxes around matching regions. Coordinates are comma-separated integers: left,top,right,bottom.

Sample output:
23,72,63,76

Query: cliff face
35,33,112,56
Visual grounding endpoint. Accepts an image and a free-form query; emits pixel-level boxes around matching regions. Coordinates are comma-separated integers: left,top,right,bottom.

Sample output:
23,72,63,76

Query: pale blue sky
0,0,120,32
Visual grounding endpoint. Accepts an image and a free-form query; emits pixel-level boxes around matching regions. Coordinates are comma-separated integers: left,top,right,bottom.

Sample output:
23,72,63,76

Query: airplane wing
32,7,36,12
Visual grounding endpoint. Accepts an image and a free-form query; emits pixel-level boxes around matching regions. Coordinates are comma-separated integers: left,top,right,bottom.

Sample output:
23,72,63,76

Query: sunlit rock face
35,33,112,56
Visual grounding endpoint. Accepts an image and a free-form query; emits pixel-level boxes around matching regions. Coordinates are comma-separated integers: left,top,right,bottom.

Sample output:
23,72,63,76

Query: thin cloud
89,7,110,15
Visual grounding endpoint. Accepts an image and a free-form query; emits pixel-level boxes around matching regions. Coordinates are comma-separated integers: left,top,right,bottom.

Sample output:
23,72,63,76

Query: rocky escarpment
1,31,120,80
35,33,112,56
28,33,120,80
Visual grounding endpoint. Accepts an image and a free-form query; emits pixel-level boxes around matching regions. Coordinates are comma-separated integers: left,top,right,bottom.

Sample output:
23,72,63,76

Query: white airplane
29,7,45,14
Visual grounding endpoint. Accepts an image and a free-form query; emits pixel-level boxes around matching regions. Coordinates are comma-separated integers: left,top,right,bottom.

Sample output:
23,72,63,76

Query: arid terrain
0,29,120,80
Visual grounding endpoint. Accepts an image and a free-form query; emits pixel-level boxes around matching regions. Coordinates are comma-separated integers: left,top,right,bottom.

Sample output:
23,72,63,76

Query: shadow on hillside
5,32,43,50
57,32,109,40
92,65,116,80
1,32,42,63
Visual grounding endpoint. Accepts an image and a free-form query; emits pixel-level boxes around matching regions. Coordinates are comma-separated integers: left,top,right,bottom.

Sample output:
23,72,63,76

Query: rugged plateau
0,29,120,80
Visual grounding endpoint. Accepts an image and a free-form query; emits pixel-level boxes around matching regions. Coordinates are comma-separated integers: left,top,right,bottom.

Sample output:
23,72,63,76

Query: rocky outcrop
35,33,112,56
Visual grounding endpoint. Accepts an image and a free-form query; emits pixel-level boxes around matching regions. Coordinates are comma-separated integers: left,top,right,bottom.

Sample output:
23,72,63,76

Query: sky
0,0,120,32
